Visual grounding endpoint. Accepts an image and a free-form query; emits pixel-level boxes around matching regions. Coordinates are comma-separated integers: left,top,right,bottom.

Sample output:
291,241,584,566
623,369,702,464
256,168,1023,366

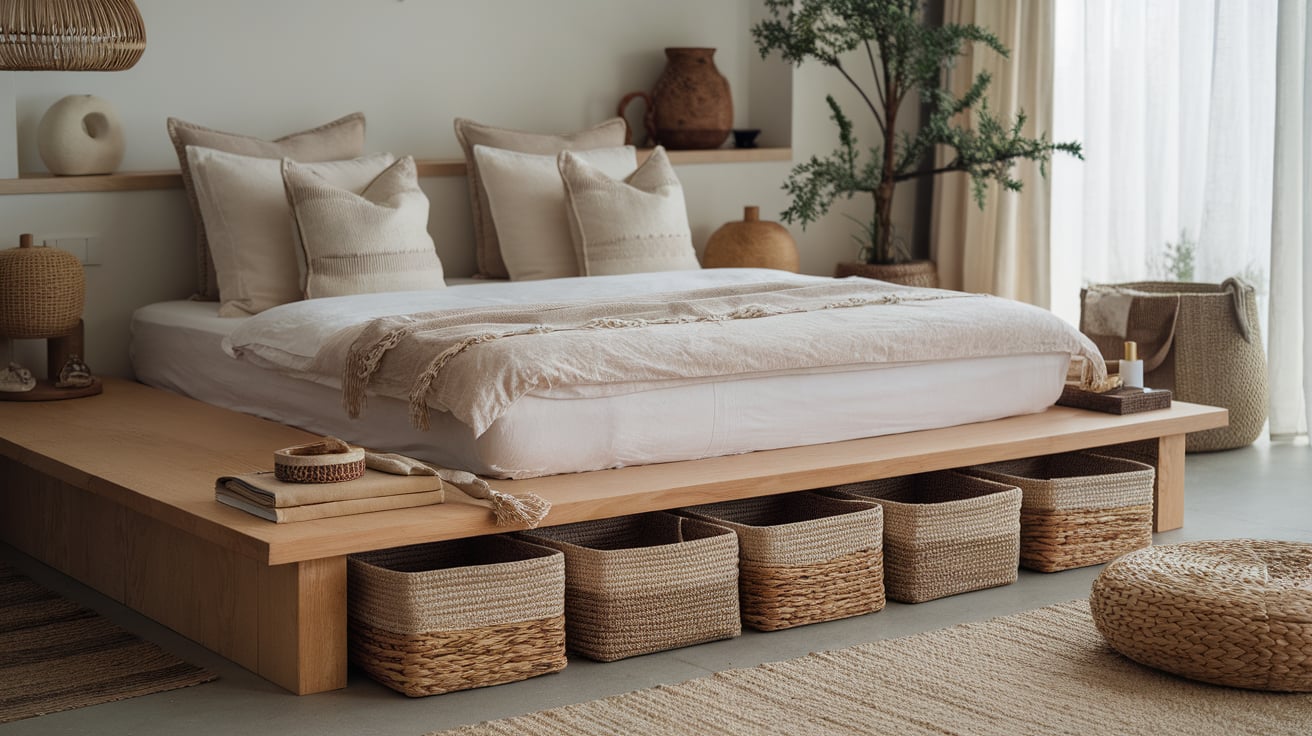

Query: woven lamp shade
0,234,85,339
0,0,146,71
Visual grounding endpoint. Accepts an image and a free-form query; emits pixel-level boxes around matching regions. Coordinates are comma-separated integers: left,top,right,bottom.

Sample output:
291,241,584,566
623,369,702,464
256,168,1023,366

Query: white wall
2,0,916,378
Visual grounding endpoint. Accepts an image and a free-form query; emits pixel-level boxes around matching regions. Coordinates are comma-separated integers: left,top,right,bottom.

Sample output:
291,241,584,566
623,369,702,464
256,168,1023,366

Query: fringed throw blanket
312,279,1114,436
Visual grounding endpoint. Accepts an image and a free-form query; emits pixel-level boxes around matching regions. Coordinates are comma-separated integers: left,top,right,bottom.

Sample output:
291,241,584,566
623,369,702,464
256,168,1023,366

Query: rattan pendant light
0,0,146,71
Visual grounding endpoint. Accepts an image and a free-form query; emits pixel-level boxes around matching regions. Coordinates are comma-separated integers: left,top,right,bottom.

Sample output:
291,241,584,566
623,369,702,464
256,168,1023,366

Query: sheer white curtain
1051,0,1311,440
1051,0,1277,324
1269,0,1310,438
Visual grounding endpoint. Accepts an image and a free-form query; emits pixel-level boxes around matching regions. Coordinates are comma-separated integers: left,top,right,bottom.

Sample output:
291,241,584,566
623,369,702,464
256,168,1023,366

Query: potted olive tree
753,0,1082,286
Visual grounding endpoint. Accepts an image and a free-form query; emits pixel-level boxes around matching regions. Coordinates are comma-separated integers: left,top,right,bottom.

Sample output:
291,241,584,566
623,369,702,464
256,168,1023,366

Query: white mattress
130,279,1071,479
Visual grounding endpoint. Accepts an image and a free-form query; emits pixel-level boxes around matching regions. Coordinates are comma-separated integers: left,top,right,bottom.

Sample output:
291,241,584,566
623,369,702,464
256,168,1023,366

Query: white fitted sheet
130,290,1071,479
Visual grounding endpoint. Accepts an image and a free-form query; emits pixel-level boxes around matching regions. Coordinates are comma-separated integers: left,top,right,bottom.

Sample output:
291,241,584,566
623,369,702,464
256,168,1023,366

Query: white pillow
474,144,636,281
281,156,446,299
558,146,701,277
186,146,396,316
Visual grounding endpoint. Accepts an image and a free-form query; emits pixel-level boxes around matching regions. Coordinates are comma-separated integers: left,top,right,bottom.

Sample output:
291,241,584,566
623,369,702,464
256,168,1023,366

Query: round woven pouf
1090,540,1312,692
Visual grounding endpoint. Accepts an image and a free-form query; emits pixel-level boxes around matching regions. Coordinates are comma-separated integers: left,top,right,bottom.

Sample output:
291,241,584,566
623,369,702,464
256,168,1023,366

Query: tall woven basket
963,453,1155,573
679,492,885,631
827,472,1020,603
347,536,566,697
1080,278,1267,451
521,512,741,662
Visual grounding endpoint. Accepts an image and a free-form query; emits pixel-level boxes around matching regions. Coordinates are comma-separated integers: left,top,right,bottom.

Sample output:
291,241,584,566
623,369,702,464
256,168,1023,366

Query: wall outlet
40,233,101,266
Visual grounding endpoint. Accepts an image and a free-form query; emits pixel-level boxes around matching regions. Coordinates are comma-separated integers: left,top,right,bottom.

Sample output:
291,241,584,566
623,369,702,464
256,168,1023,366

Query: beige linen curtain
931,0,1054,306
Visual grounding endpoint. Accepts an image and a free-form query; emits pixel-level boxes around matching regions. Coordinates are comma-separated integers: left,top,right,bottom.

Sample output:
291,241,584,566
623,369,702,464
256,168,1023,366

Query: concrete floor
2,439,1309,736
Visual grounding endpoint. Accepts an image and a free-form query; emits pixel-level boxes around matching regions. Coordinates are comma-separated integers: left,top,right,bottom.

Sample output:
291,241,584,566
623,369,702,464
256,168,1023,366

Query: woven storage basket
1080,278,1267,451
678,492,885,631
347,536,566,697
521,512,740,661
826,472,1020,603
0,235,85,339
1091,540,1312,692
964,452,1155,573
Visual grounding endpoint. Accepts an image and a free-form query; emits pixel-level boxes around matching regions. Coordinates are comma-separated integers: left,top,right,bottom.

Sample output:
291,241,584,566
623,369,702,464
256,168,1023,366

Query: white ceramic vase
37,94,126,176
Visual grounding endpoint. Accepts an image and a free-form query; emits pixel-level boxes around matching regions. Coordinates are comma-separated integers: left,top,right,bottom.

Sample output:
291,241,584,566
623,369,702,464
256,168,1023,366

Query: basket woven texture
679,492,885,631
0,0,146,71
522,512,740,662
1081,279,1267,451
0,241,85,339
1090,540,1312,692
347,536,566,697
964,453,1155,573
827,472,1020,603
834,260,940,289
274,458,365,484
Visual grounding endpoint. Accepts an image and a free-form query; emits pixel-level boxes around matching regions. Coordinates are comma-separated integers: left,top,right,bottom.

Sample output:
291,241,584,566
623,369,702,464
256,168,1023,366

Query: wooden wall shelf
0,147,792,196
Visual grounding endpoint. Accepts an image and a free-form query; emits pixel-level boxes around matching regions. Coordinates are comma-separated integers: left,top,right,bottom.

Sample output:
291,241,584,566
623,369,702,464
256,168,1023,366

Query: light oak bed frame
0,377,1227,694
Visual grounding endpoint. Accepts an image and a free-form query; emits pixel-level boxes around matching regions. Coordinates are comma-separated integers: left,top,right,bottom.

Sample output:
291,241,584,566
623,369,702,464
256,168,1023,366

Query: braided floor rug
434,600,1311,736
0,562,215,724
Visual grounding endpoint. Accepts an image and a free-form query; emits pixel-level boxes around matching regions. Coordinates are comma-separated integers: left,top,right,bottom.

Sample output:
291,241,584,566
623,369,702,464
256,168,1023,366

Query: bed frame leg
258,556,348,695
1153,434,1186,532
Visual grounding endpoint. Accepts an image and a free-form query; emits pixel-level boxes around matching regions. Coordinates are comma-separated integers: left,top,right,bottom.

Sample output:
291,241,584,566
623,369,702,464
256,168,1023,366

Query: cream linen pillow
474,144,637,281
559,147,701,277
453,117,627,279
168,113,367,300
282,156,446,298
187,147,396,316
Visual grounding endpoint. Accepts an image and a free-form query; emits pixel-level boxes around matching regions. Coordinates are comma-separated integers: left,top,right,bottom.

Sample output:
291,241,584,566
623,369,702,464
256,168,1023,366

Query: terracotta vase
834,260,940,289
618,47,732,150
702,206,798,272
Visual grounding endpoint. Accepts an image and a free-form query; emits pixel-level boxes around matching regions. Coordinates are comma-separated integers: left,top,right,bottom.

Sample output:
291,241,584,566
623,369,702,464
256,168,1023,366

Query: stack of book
216,469,443,523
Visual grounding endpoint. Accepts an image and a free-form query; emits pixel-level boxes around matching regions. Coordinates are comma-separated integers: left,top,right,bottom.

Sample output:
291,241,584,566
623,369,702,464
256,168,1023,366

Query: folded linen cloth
216,469,443,523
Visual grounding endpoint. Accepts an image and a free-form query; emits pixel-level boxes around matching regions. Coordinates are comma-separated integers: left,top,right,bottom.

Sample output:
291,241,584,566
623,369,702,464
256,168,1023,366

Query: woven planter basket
679,492,885,631
347,536,566,697
521,512,740,661
827,472,1020,603
834,259,940,288
963,453,1155,573
1091,540,1312,692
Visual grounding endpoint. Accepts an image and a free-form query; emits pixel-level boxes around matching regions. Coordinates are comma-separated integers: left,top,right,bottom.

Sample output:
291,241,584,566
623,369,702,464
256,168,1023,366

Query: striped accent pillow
282,156,446,298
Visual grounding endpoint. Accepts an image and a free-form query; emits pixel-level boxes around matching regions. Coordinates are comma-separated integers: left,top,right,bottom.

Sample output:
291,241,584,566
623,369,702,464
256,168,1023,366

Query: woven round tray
274,438,365,483
679,492,885,631
1091,540,1312,692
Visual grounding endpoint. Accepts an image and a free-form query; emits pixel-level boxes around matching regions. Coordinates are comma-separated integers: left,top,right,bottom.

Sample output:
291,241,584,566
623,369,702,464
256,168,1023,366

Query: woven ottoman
1090,540,1312,692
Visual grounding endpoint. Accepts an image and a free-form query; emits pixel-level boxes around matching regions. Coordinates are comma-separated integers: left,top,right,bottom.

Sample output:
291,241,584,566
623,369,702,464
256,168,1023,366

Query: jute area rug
434,601,1311,736
0,562,216,724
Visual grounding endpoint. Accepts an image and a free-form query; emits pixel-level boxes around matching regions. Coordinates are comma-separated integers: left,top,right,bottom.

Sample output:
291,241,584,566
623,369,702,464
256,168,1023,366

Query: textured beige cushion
167,113,367,300
454,117,627,279
282,156,445,299
187,147,396,316
474,144,636,281
559,147,701,277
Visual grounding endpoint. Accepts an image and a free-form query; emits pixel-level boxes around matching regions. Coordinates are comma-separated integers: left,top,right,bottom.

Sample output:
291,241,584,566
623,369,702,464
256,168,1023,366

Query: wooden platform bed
0,377,1227,695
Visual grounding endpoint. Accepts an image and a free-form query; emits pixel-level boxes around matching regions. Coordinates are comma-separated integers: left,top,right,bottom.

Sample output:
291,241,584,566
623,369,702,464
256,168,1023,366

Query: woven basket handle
1221,277,1255,343
1140,295,1180,373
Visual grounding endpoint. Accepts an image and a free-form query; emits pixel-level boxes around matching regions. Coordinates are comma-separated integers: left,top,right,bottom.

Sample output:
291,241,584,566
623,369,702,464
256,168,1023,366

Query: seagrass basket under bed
825,472,1021,603
520,512,741,662
347,536,566,697
678,492,885,631
963,452,1155,573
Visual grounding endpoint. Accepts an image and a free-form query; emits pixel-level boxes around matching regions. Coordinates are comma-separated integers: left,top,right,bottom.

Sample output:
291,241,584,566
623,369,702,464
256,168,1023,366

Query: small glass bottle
1121,341,1144,388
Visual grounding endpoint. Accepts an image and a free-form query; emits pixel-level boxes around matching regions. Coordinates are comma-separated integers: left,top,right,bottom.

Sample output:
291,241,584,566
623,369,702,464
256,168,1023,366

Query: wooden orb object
702,206,799,272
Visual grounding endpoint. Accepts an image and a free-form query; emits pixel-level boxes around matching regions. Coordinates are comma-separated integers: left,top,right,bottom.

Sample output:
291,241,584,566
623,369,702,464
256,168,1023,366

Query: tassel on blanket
363,450,551,528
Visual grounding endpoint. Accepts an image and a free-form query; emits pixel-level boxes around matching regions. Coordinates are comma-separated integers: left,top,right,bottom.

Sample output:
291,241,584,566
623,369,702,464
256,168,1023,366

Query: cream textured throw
315,279,1114,438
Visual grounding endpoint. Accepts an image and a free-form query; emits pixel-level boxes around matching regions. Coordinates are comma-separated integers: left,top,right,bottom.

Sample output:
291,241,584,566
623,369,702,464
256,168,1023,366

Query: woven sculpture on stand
0,234,84,339
1091,540,1312,692
0,0,146,71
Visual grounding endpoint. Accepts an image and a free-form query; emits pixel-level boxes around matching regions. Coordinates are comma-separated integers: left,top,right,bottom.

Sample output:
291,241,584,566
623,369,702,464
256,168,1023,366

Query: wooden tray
1057,385,1172,415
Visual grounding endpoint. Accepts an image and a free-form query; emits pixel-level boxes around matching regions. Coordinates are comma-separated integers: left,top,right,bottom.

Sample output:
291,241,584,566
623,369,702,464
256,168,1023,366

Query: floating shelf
0,147,792,196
